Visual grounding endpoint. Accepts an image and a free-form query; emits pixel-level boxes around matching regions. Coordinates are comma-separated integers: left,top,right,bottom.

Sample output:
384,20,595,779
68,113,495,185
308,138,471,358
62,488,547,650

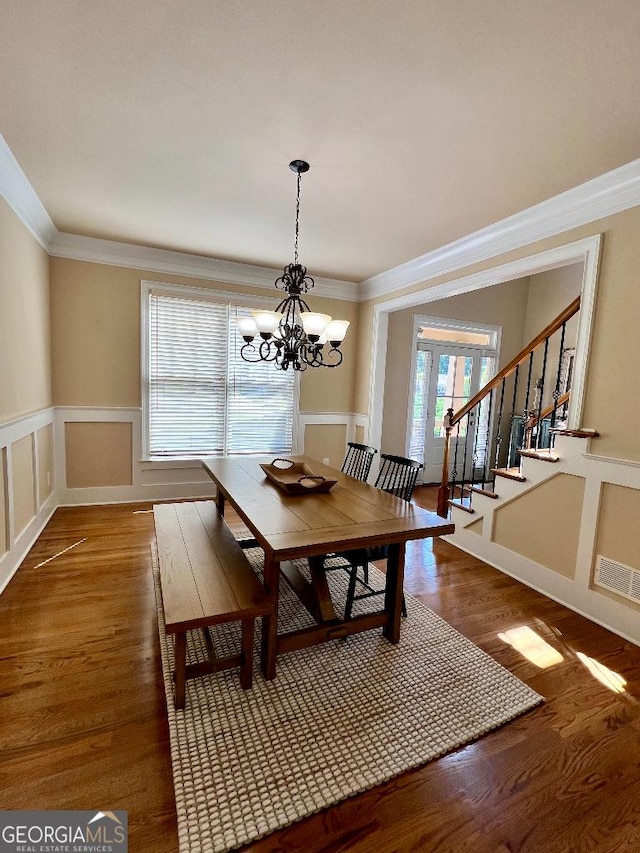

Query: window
143,284,296,458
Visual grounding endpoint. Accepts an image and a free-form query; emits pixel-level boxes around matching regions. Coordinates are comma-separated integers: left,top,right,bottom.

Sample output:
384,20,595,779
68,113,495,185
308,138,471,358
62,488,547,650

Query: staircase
437,295,585,519
449,428,599,521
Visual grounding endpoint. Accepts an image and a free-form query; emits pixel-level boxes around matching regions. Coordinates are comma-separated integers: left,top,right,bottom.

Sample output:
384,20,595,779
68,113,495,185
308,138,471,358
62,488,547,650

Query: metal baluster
535,337,550,450
491,380,505,481
471,401,480,494
451,422,461,505
482,388,495,490
550,321,567,433
522,352,535,459
461,414,471,507
505,365,520,470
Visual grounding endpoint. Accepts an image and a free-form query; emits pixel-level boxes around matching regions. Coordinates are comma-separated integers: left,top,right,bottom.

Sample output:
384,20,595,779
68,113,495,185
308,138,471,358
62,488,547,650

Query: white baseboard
58,481,216,506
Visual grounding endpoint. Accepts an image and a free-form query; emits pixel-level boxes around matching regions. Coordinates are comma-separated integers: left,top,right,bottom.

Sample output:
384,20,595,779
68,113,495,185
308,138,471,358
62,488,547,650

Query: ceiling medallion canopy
236,160,349,371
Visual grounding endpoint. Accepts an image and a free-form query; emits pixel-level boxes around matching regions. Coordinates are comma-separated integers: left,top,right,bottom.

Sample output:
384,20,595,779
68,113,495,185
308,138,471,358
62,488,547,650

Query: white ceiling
1,1,640,283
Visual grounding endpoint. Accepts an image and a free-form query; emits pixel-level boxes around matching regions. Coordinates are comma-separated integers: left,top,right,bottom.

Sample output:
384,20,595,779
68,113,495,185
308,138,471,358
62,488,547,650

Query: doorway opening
407,317,500,483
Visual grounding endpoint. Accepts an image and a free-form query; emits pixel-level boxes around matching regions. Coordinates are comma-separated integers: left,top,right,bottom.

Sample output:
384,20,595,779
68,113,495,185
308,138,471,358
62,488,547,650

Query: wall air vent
595,555,640,604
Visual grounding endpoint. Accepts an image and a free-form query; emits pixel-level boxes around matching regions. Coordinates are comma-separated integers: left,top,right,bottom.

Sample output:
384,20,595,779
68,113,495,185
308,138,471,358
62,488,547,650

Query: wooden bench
153,500,272,709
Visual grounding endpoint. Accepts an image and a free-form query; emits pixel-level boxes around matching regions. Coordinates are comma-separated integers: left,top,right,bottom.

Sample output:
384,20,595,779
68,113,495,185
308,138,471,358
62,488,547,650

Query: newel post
436,408,454,518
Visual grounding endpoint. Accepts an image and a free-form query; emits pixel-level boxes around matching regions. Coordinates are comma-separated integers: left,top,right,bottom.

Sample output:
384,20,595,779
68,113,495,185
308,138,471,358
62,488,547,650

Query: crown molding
360,158,640,301
0,133,56,250
48,231,358,301
2,125,639,304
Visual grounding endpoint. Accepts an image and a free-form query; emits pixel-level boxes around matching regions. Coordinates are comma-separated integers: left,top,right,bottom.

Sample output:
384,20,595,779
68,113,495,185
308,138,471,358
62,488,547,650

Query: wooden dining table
202,455,454,679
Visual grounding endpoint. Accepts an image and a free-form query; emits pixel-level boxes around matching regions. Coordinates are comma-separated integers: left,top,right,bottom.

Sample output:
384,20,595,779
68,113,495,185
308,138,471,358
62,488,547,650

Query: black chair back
341,441,377,482
374,453,423,502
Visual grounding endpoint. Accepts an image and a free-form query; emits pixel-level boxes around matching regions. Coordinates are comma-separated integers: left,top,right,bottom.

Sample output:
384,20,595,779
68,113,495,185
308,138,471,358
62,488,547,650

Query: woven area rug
152,546,542,853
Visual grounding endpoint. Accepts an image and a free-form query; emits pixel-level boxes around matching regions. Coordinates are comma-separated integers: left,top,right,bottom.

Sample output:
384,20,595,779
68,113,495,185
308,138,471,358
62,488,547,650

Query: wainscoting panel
0,407,56,594
447,434,640,646
0,406,372,594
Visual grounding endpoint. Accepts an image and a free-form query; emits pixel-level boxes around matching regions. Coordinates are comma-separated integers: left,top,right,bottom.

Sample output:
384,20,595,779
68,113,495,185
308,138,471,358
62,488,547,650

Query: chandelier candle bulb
300,312,332,341
251,310,283,338
235,316,258,341
324,319,350,344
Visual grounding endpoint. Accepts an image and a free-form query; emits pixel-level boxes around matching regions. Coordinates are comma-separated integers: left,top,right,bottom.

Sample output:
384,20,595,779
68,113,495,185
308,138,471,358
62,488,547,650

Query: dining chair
341,441,378,482
336,453,423,619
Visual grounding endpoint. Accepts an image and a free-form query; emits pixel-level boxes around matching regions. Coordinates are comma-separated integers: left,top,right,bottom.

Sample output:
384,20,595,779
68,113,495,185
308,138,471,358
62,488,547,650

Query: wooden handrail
451,295,580,426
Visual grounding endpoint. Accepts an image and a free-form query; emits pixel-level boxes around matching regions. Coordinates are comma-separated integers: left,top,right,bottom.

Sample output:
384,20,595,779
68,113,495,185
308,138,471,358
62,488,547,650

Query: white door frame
368,235,602,457
404,314,501,461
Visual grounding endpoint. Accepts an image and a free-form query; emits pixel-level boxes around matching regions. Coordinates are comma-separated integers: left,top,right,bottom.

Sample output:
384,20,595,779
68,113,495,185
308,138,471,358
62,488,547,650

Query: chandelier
236,159,350,371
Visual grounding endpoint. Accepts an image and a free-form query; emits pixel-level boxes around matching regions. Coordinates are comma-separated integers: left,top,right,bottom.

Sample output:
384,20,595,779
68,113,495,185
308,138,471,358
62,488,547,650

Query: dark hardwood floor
2,489,640,851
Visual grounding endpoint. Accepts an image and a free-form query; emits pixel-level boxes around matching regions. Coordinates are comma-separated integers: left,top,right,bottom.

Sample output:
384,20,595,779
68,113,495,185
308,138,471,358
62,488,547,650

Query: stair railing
436,296,580,518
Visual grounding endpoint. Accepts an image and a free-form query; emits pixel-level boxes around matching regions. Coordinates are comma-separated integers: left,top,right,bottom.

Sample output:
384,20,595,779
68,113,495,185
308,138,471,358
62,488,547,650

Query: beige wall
50,258,359,484
520,264,582,412
11,434,35,538
381,277,530,455
359,206,640,463
0,198,51,423
303,423,348,469
521,263,583,349
65,422,133,488
50,257,358,413
492,473,585,578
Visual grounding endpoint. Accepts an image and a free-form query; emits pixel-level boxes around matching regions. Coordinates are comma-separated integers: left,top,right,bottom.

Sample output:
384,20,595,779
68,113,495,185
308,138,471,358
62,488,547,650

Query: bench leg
240,618,255,689
174,632,187,709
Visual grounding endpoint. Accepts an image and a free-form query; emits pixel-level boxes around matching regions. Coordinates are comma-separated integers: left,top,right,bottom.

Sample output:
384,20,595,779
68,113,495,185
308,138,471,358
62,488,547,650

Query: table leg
260,551,279,680
174,632,187,709
383,542,405,643
215,488,225,515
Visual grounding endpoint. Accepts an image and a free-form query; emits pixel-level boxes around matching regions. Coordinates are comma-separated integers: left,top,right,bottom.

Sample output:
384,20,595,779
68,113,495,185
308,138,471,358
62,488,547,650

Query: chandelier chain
294,170,301,266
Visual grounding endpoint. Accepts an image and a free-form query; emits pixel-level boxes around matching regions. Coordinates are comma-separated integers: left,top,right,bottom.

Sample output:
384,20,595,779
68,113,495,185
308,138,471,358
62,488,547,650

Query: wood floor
2,489,640,851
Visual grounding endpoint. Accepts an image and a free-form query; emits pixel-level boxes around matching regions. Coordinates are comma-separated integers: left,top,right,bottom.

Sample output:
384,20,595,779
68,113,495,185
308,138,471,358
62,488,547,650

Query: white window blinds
148,292,295,458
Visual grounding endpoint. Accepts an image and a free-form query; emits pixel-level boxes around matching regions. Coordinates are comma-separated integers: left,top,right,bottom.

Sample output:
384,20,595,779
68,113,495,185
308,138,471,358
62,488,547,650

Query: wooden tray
259,459,337,495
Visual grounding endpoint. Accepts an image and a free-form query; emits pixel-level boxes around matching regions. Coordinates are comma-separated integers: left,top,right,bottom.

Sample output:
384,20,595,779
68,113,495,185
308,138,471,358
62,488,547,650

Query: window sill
139,457,215,470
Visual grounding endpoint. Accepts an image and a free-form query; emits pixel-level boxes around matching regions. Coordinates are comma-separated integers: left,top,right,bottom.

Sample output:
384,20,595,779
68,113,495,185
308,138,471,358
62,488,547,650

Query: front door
410,343,495,483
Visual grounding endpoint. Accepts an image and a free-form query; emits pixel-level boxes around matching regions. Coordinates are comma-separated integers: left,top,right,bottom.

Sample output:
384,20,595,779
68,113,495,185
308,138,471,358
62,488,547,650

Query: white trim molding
1,130,638,305
361,158,640,300
0,133,57,250
49,232,359,301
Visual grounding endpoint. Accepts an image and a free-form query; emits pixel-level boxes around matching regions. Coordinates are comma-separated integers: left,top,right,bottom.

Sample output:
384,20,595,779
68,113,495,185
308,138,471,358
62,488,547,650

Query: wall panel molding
447,435,640,646
0,407,56,594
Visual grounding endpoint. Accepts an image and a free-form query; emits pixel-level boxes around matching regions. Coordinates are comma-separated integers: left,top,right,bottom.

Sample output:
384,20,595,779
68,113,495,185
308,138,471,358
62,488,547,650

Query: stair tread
448,498,475,514
549,428,600,438
491,467,526,482
518,448,560,462
469,485,499,499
